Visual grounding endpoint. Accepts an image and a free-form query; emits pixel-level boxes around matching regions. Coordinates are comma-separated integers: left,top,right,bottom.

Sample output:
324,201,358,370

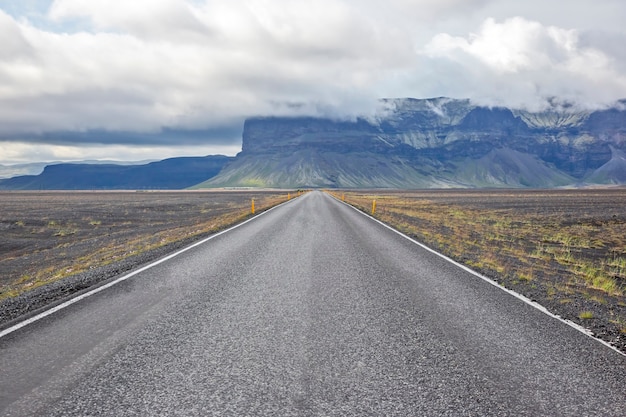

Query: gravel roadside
0,232,209,330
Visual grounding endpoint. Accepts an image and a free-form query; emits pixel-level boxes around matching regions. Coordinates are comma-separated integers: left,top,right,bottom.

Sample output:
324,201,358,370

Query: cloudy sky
0,0,625,164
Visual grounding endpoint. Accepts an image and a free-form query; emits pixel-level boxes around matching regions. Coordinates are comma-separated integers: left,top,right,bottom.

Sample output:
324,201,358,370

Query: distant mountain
0,162,50,179
0,159,156,179
3,98,625,190
584,147,626,184
194,98,626,189
0,156,232,190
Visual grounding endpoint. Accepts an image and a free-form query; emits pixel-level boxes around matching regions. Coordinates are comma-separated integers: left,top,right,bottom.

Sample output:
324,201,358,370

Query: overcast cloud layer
0,0,625,163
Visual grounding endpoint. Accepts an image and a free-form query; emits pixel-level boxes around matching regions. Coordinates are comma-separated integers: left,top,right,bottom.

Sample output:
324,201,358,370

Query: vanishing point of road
1,191,625,416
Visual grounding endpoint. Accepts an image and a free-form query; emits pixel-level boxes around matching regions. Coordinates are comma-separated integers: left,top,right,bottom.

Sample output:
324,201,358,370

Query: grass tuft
578,311,594,320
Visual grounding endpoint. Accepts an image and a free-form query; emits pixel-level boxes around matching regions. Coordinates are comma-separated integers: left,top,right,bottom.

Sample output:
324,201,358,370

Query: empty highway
1,191,625,416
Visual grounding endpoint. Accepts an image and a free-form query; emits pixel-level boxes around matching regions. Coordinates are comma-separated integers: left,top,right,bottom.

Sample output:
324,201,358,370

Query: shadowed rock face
200,98,626,189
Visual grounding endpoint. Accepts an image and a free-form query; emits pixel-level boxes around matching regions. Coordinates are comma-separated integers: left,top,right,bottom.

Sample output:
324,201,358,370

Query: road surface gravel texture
1,191,625,416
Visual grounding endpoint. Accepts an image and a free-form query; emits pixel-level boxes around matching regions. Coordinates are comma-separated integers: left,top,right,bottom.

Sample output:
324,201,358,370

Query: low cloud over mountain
3,97,625,190
1,1,625,164
197,98,626,189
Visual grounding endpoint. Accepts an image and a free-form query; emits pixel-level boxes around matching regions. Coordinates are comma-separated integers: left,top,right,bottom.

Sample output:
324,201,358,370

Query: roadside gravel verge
0,190,291,329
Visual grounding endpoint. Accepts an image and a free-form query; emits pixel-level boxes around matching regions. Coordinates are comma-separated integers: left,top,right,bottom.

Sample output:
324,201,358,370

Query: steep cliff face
241,117,381,155
204,116,436,188
197,98,626,189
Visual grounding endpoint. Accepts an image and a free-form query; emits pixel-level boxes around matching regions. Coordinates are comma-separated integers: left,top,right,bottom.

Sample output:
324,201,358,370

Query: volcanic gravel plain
2,188,625,354
337,188,626,353
0,190,290,325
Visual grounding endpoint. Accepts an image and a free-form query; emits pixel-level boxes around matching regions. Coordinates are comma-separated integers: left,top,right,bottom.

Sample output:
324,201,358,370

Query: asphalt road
1,191,625,416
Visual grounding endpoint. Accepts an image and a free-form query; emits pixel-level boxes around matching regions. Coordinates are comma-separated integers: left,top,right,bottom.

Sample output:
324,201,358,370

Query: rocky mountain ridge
197,98,626,189
3,97,625,190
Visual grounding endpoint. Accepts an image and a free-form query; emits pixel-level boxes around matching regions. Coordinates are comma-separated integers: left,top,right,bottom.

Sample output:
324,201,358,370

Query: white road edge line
0,197,297,339
332,193,626,357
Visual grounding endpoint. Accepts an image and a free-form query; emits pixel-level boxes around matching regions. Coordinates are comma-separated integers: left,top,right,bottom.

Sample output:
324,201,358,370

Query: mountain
3,98,625,190
0,159,157,179
0,155,232,190
194,98,626,189
584,147,626,184
0,162,50,179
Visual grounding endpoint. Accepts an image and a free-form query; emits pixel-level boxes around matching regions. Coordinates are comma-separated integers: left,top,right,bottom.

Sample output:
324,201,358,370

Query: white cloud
0,1,413,137
0,10,34,61
423,18,580,73
0,140,240,165
0,1,625,163
355,0,493,25
420,17,626,110
48,0,210,41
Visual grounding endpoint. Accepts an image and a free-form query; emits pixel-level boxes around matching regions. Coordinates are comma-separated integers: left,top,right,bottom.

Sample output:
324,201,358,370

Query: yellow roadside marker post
288,193,291,200
372,199,376,215
251,199,255,215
